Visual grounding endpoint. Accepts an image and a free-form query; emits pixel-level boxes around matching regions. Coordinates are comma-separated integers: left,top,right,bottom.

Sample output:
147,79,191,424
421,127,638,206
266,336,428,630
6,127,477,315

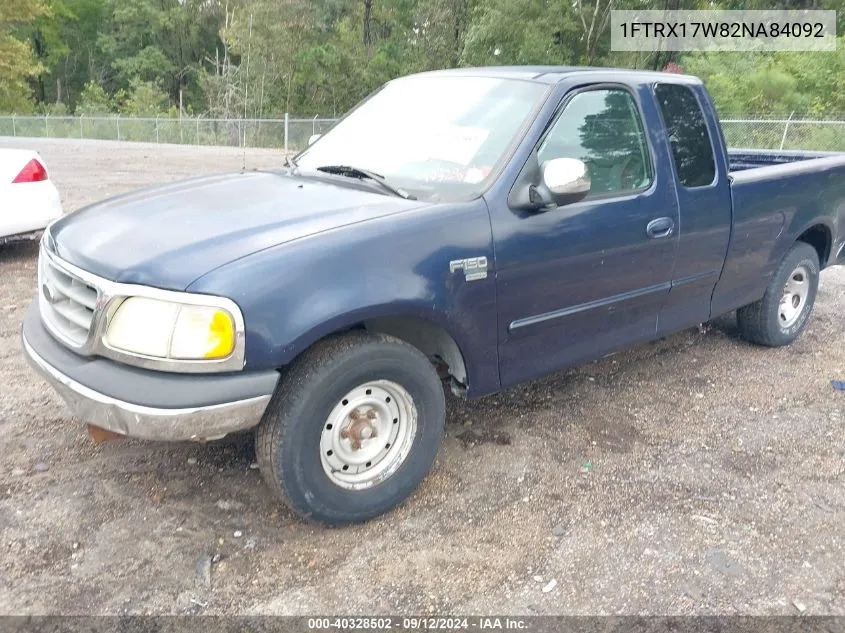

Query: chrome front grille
39,249,100,348
34,235,247,373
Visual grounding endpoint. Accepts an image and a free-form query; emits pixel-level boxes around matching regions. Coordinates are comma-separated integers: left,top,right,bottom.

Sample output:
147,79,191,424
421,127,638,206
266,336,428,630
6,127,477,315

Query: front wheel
737,242,820,347
255,331,445,525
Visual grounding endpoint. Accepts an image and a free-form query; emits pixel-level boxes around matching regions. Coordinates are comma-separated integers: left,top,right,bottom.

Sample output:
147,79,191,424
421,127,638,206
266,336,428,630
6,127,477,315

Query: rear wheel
737,242,820,347
255,331,445,525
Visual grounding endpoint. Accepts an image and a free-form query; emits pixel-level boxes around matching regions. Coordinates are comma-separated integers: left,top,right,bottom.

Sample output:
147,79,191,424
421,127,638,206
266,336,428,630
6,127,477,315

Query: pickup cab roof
408,65,705,86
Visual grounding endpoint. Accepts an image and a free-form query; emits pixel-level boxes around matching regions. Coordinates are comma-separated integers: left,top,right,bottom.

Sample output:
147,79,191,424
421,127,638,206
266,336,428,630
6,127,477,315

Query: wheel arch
794,222,832,268
362,316,468,394
277,307,472,397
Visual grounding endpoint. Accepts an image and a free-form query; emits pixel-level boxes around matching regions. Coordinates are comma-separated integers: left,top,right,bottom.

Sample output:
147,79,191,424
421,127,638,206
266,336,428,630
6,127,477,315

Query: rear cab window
654,83,716,188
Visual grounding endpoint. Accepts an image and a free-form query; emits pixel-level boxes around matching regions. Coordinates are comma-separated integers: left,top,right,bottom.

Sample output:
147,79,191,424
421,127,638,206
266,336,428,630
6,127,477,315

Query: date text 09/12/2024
307,617,530,630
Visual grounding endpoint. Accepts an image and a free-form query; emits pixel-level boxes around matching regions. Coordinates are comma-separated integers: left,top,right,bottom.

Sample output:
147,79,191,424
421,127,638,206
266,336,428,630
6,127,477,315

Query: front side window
295,76,549,202
537,88,653,197
654,83,716,188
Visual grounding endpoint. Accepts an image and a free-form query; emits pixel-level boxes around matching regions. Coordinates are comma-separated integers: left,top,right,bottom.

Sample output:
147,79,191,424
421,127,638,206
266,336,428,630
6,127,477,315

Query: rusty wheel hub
340,408,379,450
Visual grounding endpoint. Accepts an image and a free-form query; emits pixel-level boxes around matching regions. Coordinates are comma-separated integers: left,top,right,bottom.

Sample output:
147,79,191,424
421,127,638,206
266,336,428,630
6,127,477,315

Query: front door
493,85,680,387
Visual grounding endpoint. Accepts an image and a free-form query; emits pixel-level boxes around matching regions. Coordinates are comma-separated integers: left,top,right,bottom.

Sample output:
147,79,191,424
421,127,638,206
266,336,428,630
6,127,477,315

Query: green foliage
682,37,845,117
38,100,69,115
0,0,48,112
462,0,576,66
2,0,844,122
76,80,112,114
117,79,170,116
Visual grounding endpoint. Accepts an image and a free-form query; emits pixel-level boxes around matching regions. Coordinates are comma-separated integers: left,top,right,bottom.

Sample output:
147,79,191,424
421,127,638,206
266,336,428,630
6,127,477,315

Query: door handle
646,217,675,239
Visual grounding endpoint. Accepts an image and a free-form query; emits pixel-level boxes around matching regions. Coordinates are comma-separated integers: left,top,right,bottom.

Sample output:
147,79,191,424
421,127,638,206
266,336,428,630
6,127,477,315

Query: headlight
105,297,237,361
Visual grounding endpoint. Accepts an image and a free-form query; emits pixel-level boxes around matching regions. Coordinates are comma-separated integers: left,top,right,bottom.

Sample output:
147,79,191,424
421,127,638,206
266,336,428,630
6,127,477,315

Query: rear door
653,82,732,333
491,83,681,387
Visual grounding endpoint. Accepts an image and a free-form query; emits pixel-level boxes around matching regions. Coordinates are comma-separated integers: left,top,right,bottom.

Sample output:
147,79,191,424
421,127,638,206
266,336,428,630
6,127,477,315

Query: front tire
255,331,445,525
737,242,820,347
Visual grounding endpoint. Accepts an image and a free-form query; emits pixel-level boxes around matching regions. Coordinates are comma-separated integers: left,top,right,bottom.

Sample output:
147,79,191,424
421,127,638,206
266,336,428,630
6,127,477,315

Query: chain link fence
2,114,844,153
720,117,845,152
0,115,337,153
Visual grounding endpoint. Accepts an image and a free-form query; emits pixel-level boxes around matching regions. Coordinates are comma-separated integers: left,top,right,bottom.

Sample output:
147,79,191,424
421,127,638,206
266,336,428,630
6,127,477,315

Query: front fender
188,199,501,397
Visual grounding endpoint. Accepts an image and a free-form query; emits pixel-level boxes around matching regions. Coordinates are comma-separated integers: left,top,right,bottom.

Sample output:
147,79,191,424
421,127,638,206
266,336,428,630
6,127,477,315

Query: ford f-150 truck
22,67,845,524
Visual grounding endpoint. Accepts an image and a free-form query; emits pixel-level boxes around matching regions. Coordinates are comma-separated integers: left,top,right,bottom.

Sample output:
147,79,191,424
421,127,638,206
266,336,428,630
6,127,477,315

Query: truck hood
49,171,423,289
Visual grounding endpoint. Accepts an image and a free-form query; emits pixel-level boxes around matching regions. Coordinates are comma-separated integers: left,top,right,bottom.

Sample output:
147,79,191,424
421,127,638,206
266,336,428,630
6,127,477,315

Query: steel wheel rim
779,264,810,328
320,380,417,490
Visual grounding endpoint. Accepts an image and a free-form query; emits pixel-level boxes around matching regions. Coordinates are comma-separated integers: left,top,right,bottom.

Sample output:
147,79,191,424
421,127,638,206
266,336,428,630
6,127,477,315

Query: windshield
295,75,549,202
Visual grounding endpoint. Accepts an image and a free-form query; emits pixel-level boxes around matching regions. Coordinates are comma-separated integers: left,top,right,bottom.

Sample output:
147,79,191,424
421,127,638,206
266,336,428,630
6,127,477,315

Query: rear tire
255,331,445,525
737,242,819,347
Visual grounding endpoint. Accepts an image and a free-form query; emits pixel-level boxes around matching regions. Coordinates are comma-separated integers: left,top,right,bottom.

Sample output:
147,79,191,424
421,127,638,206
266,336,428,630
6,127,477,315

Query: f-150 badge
449,256,488,281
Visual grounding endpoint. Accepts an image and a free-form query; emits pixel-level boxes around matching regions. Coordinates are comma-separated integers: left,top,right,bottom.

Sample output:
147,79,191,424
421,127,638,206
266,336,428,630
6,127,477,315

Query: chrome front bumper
21,300,277,442
23,337,271,441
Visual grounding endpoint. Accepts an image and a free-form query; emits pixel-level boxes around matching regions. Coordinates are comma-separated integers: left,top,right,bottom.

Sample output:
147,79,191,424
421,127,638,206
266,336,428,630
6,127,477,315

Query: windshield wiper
316,165,416,200
284,153,298,169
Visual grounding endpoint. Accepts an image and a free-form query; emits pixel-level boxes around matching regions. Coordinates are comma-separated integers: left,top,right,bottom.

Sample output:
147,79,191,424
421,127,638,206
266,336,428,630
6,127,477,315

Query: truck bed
728,148,844,172
711,149,845,317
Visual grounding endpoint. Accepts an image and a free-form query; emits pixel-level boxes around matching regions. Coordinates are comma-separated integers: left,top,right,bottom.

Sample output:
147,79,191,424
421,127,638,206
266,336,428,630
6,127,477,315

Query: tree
17,0,73,104
462,0,612,66
117,78,170,116
2,0,844,124
574,0,615,64
94,0,222,110
0,0,48,111
682,37,845,117
45,0,110,106
221,0,318,115
76,79,111,114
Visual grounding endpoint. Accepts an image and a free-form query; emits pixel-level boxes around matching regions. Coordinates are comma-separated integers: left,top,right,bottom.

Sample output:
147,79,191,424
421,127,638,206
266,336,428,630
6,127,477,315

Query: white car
0,149,63,244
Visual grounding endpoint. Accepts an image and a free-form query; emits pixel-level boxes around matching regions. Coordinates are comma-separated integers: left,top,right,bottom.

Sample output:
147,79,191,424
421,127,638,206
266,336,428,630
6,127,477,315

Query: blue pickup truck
22,67,845,524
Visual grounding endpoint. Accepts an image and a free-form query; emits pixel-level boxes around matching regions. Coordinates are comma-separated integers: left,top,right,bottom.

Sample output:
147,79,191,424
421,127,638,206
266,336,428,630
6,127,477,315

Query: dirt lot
0,137,843,616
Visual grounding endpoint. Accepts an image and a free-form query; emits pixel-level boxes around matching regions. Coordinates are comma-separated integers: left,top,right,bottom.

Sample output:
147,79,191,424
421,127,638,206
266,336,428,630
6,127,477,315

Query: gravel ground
0,137,843,616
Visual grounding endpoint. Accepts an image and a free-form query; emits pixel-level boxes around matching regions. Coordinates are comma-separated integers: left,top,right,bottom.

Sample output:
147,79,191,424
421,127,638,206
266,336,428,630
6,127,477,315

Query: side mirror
541,157,590,206
307,133,321,146
507,156,591,212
